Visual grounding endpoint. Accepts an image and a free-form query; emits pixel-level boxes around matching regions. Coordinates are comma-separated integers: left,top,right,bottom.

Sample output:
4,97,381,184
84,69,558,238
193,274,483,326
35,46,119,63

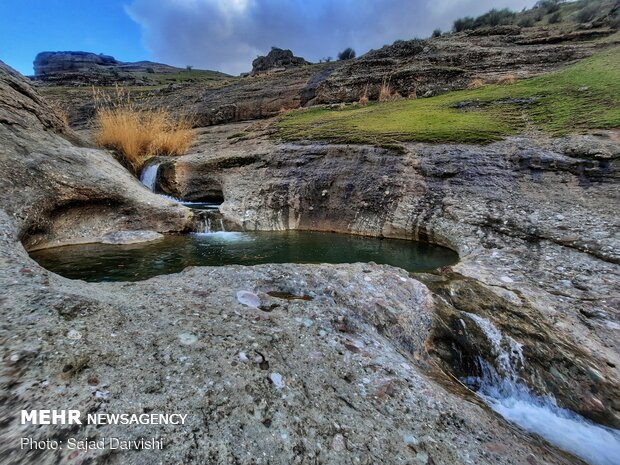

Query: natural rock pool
29,230,459,282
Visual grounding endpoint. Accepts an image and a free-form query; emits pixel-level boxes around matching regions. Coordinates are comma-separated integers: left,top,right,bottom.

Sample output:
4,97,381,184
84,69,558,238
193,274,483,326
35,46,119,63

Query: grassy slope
276,47,620,147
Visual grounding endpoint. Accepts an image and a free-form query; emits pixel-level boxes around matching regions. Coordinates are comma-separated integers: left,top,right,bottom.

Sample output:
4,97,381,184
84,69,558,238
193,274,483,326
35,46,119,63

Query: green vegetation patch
276,47,620,147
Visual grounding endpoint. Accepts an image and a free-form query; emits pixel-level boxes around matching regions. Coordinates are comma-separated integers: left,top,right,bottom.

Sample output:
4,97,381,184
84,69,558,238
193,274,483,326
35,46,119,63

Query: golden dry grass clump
497,74,517,85
93,87,194,171
467,78,485,89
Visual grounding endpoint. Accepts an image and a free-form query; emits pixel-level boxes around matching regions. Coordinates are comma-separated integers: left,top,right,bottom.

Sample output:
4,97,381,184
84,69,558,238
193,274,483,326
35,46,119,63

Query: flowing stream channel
459,312,620,465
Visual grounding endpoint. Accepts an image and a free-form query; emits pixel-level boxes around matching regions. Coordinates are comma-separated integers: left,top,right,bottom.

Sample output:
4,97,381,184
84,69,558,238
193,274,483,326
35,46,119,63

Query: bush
535,0,563,13
518,17,535,27
93,89,194,171
453,8,516,31
473,8,517,27
577,4,598,23
338,48,356,60
548,11,562,23
453,16,475,32
432,28,442,37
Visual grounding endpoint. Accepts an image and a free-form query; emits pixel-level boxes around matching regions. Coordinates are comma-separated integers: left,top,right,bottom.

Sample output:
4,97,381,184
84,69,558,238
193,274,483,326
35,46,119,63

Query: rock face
0,62,586,465
34,51,119,76
251,47,309,74
159,124,620,428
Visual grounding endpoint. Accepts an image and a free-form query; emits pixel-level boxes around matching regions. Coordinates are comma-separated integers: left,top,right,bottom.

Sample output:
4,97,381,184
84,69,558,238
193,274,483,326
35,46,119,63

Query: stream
460,312,620,465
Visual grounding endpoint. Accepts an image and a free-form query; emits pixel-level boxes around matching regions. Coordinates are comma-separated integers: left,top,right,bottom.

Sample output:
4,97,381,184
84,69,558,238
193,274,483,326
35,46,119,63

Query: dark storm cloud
126,0,536,75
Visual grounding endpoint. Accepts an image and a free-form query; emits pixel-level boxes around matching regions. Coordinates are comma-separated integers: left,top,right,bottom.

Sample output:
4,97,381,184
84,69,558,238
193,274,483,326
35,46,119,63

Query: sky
0,0,537,76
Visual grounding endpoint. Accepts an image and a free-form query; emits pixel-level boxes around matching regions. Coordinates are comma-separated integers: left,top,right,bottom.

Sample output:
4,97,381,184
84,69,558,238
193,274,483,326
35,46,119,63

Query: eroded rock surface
160,125,620,428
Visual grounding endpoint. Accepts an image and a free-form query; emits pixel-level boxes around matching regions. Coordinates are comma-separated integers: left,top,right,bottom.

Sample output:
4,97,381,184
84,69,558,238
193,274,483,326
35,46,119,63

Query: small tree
432,28,442,37
186,65,193,72
453,16,475,32
577,4,597,23
338,47,356,60
535,0,564,13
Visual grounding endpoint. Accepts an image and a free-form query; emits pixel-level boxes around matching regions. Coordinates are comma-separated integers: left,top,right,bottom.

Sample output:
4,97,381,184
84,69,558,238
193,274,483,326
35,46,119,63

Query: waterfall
461,312,620,465
197,218,212,233
140,162,160,191
192,213,229,235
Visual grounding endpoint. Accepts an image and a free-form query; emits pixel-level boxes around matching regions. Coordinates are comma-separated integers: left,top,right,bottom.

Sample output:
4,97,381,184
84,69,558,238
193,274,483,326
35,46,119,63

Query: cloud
126,0,536,75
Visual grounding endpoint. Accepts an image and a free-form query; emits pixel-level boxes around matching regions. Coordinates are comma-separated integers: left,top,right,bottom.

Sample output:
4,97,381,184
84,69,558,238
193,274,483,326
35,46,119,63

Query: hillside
275,47,620,147
37,0,620,129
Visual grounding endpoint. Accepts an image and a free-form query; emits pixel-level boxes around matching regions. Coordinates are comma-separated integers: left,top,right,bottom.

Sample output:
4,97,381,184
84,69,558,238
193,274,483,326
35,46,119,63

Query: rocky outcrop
158,124,620,428
34,51,119,76
251,47,310,75
33,51,184,85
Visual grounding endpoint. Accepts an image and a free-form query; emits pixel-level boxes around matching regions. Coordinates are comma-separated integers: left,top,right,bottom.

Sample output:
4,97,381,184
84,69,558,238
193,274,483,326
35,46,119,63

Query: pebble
331,434,346,452
67,329,82,340
270,372,285,389
178,333,198,345
94,390,109,399
500,276,514,283
415,452,429,464
236,291,261,308
403,434,419,447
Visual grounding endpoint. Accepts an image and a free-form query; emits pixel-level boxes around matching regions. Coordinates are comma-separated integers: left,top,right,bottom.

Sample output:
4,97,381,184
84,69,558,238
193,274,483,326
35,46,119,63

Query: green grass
276,47,620,147
132,69,235,87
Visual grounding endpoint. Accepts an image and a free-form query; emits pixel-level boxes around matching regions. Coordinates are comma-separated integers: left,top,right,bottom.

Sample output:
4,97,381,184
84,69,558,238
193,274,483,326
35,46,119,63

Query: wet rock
100,230,164,245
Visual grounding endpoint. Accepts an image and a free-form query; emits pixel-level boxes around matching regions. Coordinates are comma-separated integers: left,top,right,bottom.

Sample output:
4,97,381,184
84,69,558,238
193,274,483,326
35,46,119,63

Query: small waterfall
140,162,160,191
192,212,230,235
461,312,524,384
196,218,212,233
461,312,620,465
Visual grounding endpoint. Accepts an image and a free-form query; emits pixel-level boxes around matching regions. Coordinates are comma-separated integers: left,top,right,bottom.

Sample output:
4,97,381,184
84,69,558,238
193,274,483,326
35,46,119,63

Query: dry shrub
93,86,194,171
467,78,485,89
359,84,370,105
378,77,404,102
497,74,517,85
48,100,69,128
408,89,417,99
379,80,393,102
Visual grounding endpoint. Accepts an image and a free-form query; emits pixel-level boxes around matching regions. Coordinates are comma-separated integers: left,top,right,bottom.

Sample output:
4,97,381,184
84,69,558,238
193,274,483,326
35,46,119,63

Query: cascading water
139,163,223,210
139,162,160,191
461,312,620,465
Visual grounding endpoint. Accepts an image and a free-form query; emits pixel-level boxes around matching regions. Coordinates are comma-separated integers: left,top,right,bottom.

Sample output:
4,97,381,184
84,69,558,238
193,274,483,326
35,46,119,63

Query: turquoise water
30,230,458,282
